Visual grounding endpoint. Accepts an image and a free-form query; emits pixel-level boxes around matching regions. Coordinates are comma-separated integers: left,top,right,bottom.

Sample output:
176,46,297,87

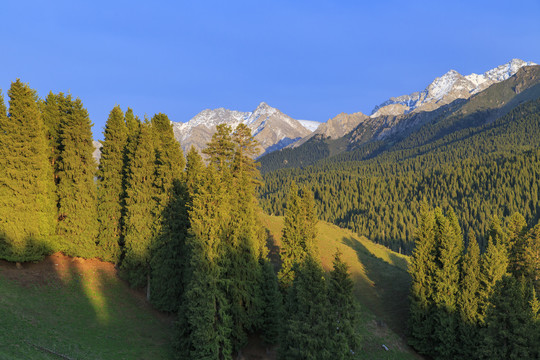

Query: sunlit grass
260,213,418,359
0,255,173,360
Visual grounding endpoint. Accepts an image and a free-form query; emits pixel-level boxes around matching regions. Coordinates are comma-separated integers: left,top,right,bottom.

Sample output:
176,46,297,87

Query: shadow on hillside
341,236,411,337
265,228,281,271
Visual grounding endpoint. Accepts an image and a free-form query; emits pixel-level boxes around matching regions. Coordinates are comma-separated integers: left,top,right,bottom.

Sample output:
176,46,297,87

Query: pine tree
56,94,98,258
0,82,55,261
458,230,481,358
279,255,332,360
96,105,127,262
327,251,361,359
122,122,157,288
408,205,437,354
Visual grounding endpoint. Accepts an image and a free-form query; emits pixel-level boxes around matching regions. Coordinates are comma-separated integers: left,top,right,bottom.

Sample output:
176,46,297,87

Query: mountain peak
371,59,537,117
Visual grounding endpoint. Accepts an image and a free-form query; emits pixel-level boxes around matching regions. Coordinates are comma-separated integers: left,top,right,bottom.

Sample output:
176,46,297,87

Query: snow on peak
371,58,537,117
298,120,321,132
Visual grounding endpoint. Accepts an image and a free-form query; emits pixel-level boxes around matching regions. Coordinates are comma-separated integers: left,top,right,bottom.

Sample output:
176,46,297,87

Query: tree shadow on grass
341,236,411,338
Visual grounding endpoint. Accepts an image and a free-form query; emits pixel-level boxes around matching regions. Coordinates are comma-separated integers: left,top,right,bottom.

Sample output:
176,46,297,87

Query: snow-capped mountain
172,102,312,156
371,59,537,117
298,120,322,132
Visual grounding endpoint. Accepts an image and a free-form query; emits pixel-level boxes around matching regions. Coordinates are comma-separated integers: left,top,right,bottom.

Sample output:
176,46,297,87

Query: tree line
259,97,540,254
0,80,364,359
408,206,540,359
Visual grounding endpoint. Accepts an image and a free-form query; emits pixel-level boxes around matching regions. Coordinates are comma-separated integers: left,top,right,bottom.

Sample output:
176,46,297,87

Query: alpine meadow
2,2,540,359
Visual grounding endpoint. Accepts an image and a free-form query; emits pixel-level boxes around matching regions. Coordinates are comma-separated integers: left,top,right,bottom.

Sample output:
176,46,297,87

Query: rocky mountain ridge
171,102,312,156
371,59,537,117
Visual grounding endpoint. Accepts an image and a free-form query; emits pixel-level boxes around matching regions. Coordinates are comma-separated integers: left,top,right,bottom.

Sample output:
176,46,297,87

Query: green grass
261,213,419,360
0,256,173,360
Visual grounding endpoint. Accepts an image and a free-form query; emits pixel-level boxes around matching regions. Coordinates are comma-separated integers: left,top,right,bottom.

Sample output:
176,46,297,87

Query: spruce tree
40,91,61,170
177,164,232,359
279,256,332,360
122,122,157,288
432,208,463,360
185,145,205,198
278,182,305,289
506,212,527,276
149,113,186,306
478,237,509,323
0,82,55,261
522,223,540,292
458,231,481,358
56,94,98,258
328,251,361,359
259,259,283,345
408,205,437,354
300,186,318,258
96,105,127,262
203,123,235,172
481,276,536,359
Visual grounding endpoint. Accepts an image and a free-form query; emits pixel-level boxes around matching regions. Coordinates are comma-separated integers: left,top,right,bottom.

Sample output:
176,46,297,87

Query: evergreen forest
0,80,364,359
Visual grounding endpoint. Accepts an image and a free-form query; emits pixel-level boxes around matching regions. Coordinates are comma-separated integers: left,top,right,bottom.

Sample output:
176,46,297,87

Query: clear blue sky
1,1,539,140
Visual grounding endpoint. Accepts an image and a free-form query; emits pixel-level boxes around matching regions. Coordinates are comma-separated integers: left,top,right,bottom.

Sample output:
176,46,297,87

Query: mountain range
258,60,540,173
170,58,536,157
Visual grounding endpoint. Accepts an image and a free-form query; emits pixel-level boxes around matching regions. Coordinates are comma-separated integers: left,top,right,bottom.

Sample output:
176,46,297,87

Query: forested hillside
259,70,540,254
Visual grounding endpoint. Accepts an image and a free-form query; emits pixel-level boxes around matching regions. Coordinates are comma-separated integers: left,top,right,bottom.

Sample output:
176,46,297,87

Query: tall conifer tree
432,208,463,360
278,182,304,289
458,231,481,358
408,205,437,355
177,164,232,359
149,113,187,307
478,237,509,323
97,105,127,262
0,82,55,260
328,251,362,359
122,122,157,288
280,255,332,360
56,94,98,258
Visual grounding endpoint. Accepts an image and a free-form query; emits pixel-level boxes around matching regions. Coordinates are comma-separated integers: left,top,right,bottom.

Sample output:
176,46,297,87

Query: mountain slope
259,67,540,255
0,253,172,359
261,213,417,359
259,64,540,173
371,58,536,117
172,102,311,156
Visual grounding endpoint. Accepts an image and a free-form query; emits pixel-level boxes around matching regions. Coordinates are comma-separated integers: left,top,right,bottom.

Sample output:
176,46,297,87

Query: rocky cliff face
172,102,312,156
292,111,369,147
371,59,537,117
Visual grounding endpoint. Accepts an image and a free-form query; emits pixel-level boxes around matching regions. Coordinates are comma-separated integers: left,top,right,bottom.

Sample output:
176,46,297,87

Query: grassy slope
261,213,419,360
0,253,173,360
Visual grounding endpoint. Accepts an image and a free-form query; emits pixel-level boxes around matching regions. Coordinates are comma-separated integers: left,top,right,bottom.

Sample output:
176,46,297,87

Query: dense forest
408,206,540,358
0,80,364,359
259,96,540,254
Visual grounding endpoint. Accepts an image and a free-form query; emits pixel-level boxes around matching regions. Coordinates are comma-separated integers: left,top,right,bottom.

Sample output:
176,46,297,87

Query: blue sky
1,1,539,140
